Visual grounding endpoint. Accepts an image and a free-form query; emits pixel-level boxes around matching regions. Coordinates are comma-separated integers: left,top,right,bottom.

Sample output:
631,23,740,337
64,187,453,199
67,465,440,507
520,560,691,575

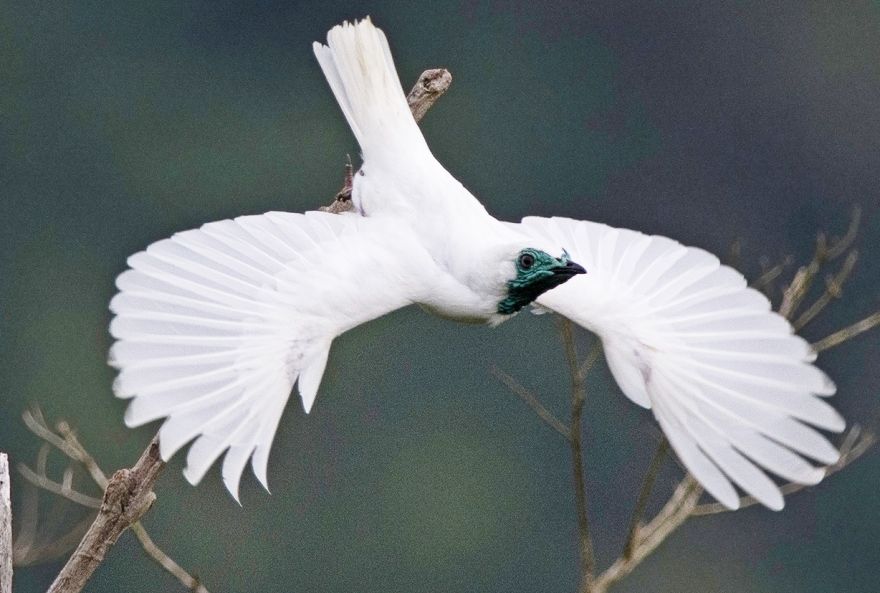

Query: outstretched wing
516,216,843,510
109,211,433,499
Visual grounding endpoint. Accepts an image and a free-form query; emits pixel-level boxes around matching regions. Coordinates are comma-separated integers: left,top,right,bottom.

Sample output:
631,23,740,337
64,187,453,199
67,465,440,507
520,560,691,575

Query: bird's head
496,248,586,315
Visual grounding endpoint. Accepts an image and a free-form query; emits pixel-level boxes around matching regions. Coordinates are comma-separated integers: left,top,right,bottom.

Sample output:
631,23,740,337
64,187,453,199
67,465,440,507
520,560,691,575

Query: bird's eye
518,253,535,269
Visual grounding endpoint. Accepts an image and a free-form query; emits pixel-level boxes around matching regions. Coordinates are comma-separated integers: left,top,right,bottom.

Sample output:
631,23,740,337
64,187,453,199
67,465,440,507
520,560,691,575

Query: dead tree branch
19,408,208,593
812,311,880,353
778,206,861,319
593,477,703,593
560,320,602,593
793,250,858,330
622,438,669,561
15,464,101,510
1,454,12,593
45,436,164,593
490,366,571,440
129,524,208,593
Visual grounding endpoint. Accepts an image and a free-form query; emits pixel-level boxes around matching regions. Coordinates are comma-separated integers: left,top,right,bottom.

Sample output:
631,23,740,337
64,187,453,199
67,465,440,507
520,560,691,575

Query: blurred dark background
2,1,879,592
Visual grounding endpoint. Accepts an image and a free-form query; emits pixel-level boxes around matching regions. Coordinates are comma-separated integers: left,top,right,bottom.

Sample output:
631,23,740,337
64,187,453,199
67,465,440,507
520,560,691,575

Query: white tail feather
312,18,430,163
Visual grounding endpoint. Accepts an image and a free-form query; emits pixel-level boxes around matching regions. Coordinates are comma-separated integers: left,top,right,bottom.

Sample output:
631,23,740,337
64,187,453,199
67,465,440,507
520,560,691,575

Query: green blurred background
2,1,879,592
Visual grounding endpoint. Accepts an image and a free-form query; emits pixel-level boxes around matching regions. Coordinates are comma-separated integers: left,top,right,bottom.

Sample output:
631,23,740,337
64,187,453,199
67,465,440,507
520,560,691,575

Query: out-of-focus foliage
1,2,878,592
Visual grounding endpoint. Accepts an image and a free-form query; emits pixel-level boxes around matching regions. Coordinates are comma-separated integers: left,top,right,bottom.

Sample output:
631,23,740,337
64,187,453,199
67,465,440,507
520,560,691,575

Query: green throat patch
496,248,586,315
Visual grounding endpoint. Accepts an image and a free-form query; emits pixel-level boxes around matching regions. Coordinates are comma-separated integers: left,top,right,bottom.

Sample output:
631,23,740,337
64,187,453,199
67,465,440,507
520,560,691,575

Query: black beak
553,260,587,278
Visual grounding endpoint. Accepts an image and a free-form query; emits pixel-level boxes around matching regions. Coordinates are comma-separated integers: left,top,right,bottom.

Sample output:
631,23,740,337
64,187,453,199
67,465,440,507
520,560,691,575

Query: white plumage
520,217,841,509
109,18,842,509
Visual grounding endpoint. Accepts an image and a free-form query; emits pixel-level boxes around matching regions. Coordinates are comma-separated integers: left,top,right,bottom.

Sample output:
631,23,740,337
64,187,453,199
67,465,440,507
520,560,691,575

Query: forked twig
622,438,669,560
16,464,101,510
19,408,208,593
778,206,861,319
559,319,600,592
812,311,880,353
793,250,859,330
490,366,571,440
594,477,703,593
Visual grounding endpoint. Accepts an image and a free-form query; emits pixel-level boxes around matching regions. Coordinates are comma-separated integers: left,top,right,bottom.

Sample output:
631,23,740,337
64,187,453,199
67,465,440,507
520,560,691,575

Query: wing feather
517,216,843,510
110,211,433,500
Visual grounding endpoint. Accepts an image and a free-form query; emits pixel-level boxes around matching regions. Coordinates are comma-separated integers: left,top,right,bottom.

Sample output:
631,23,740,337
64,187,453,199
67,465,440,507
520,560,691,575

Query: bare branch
594,477,703,593
622,438,669,560
13,465,96,568
13,430,207,592
47,436,165,593
779,206,861,319
825,204,862,260
812,310,880,353
691,425,877,516
793,250,859,330
130,524,209,593
750,254,794,299
16,464,102,510
406,68,453,122
1,454,12,593
12,480,38,565
491,366,571,440
577,341,603,383
22,407,78,460
752,260,788,292
560,319,598,592
54,422,109,489
725,238,742,269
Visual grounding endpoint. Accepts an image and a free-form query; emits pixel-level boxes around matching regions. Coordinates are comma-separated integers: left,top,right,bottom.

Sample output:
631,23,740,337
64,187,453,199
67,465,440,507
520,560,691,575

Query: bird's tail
313,18,430,163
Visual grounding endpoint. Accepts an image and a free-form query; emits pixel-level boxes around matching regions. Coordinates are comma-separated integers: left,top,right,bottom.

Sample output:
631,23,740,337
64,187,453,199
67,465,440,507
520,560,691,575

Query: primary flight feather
109,18,843,510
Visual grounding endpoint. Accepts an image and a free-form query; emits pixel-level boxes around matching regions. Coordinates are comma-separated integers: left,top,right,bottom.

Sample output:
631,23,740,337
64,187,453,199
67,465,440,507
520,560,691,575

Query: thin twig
594,477,702,593
490,366,571,440
22,409,210,592
691,425,876,516
793,250,859,330
812,311,880,353
130,524,208,593
622,438,669,560
12,481,38,565
14,514,94,568
725,238,742,270
55,421,109,488
22,407,78,461
825,205,862,260
16,464,102,510
577,342,603,383
779,206,861,319
560,319,598,593
750,255,792,295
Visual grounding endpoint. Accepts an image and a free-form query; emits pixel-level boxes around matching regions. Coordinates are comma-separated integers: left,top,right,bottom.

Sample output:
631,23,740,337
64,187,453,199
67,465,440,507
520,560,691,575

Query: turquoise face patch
496,248,585,315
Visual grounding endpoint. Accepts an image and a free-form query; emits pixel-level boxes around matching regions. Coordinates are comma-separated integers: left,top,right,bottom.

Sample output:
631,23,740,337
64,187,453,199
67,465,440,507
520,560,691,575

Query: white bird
109,17,843,510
